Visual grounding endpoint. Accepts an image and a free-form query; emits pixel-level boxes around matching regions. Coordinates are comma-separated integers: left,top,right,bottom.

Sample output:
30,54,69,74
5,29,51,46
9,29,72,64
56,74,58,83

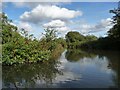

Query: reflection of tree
66,49,119,87
3,49,119,88
65,49,96,62
85,50,119,87
101,51,119,88
98,51,119,87
2,60,61,88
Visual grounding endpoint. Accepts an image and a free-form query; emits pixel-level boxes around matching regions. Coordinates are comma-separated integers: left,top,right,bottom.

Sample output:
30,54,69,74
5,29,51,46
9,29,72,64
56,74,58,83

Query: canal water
2,49,119,88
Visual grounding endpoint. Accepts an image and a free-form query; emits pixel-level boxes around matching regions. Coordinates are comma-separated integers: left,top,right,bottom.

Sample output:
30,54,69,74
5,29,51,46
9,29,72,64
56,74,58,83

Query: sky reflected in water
2,49,119,88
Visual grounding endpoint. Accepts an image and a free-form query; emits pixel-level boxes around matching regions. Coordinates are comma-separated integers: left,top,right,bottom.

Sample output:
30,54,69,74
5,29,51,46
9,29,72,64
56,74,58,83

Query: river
2,49,119,88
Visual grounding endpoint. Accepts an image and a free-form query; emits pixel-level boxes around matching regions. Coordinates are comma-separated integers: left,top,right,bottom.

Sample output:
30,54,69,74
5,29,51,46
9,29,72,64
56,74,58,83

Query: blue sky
3,2,118,38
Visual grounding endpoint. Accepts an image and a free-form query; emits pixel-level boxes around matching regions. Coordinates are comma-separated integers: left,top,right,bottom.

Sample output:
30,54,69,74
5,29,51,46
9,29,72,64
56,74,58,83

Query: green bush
1,13,65,65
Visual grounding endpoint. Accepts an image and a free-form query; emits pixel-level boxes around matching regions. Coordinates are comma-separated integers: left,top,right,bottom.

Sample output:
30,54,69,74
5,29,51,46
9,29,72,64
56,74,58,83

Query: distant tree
65,31,85,43
85,35,98,41
108,1,120,40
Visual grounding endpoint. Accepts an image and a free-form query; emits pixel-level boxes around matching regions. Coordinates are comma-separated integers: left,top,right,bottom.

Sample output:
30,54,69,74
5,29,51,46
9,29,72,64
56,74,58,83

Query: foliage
66,31,85,43
43,27,57,42
54,38,67,48
65,31,97,49
108,4,120,40
82,2,120,50
2,13,66,65
66,2,120,50
80,37,120,50
85,35,98,41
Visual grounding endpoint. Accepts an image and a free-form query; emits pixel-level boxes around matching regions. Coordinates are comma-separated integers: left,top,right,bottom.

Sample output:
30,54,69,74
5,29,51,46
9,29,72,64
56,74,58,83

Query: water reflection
2,49,119,88
2,60,62,88
65,49,96,62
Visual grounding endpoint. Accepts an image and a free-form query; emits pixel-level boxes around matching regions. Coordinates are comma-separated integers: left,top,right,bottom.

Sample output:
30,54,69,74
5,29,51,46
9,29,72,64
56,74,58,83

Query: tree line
1,2,120,65
65,2,120,50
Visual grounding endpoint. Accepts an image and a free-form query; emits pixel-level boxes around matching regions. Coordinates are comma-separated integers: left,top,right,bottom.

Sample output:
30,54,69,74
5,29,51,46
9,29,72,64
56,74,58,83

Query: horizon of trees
65,2,120,50
1,2,120,65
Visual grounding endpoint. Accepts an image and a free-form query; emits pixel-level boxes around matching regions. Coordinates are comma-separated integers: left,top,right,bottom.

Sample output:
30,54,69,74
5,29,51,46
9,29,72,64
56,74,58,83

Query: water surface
2,49,119,88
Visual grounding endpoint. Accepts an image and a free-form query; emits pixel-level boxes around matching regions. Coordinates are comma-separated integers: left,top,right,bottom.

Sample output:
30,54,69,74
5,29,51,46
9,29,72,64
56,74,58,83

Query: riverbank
1,13,66,65
65,31,120,51
80,38,120,50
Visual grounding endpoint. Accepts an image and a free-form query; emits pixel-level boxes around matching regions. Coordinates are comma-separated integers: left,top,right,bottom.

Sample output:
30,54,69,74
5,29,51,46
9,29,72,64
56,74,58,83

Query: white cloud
99,18,112,27
57,26,71,32
93,18,112,30
75,18,113,34
43,20,71,32
20,5,82,23
12,2,27,7
43,19,71,38
56,26,71,37
18,22,33,31
90,18,113,33
9,22,17,27
43,20,65,28
12,2,52,8
12,1,71,8
42,18,113,37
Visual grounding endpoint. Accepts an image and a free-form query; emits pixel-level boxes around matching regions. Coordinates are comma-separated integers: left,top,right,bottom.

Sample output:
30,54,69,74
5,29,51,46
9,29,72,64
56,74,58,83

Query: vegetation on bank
1,3,120,65
65,31,98,49
65,5,120,50
1,13,66,65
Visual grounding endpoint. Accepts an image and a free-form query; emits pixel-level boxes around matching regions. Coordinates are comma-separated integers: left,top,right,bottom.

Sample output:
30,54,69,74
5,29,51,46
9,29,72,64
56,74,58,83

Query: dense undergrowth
1,13,66,65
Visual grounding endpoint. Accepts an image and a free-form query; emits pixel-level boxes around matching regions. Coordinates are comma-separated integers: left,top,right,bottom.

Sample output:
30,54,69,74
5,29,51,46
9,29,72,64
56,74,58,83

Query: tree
43,27,57,42
108,1,120,40
85,35,97,41
2,13,51,65
65,31,85,43
1,13,18,44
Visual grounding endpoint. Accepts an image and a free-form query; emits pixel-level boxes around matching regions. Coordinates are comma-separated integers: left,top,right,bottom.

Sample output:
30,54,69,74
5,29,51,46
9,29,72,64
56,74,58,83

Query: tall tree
108,1,120,40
